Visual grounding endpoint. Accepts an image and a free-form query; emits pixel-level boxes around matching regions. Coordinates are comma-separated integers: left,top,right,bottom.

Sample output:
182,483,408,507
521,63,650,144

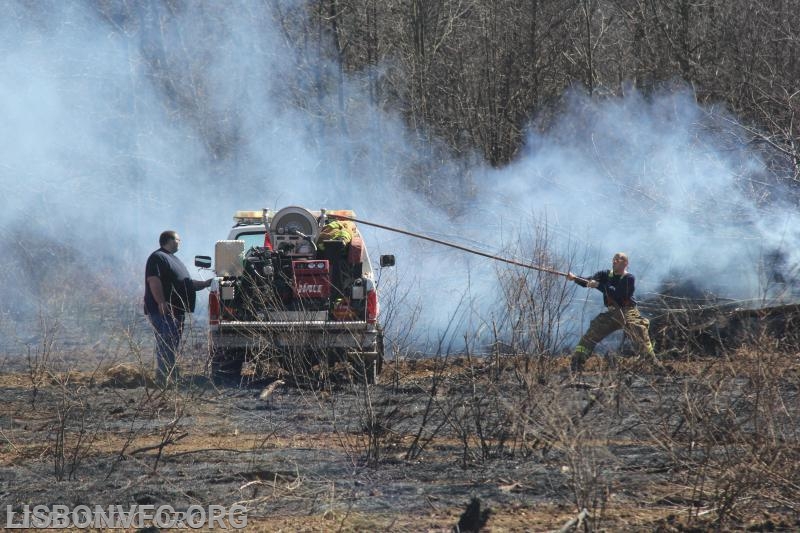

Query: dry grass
1,346,799,531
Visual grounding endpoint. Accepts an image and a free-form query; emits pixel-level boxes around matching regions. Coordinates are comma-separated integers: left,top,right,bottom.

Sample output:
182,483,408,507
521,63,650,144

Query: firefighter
316,219,354,251
567,252,656,373
144,231,212,384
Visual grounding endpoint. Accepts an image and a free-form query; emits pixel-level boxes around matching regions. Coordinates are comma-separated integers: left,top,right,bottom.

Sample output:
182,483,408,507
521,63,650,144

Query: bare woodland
72,1,800,195
280,0,800,180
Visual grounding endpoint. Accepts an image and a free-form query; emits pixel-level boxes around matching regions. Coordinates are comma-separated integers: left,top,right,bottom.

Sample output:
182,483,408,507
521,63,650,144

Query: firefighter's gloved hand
586,280,599,289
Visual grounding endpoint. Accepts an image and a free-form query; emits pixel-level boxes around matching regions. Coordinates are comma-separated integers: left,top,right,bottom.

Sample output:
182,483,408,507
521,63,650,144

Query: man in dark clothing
567,252,656,372
145,230,212,384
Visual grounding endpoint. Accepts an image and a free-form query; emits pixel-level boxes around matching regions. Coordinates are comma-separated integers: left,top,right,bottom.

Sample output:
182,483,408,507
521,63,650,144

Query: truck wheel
360,330,385,385
209,349,244,386
374,329,385,379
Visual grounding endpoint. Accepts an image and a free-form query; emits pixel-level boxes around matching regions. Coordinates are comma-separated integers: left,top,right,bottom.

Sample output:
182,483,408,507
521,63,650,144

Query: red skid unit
292,260,331,299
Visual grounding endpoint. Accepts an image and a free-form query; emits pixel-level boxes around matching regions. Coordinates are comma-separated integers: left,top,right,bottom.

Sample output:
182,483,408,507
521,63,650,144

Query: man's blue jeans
148,312,185,383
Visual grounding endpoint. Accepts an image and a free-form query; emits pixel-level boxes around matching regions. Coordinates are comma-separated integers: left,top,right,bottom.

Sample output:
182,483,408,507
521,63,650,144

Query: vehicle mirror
379,254,395,268
195,255,212,269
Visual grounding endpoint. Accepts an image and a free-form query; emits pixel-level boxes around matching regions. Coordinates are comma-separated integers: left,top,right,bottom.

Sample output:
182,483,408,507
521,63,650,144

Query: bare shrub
25,313,62,408
644,340,800,528
493,219,583,381
344,379,415,467
49,381,98,482
442,354,517,466
402,353,456,462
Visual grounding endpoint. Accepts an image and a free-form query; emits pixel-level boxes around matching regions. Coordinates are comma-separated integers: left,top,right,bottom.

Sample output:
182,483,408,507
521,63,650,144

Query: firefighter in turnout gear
567,252,656,372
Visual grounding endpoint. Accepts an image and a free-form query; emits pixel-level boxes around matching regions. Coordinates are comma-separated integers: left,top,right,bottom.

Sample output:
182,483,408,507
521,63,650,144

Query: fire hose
327,213,589,284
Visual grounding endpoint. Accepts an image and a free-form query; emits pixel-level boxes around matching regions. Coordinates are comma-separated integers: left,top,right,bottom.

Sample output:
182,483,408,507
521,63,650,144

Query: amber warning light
233,210,271,226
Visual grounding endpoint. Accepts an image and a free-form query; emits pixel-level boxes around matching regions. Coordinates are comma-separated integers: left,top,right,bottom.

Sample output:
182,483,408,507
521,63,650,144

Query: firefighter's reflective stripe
317,220,355,250
319,221,354,241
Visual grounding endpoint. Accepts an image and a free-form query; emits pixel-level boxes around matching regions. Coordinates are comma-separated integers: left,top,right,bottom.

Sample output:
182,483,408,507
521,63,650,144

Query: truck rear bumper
210,321,379,352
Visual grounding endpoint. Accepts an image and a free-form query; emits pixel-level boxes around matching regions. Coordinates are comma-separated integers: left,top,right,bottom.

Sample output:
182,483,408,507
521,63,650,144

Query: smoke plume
0,2,796,354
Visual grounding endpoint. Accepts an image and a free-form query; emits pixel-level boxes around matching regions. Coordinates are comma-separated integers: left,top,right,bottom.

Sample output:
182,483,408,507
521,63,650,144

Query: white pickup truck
195,206,394,384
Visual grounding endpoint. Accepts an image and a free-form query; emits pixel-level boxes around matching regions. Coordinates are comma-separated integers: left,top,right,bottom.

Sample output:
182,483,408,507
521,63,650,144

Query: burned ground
1,347,799,532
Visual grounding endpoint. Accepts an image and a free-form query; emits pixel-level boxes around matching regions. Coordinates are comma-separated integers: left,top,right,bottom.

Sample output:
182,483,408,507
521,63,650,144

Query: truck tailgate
212,321,378,350
218,320,374,331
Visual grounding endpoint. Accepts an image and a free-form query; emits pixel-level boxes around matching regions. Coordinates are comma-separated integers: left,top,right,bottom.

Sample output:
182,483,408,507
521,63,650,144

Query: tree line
83,1,798,194
285,0,798,178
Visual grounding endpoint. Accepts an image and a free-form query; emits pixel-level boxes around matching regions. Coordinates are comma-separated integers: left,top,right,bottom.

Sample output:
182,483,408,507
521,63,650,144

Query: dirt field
1,345,799,532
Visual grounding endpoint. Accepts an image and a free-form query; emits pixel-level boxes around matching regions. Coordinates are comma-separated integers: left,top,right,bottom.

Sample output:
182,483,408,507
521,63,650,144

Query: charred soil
1,350,799,532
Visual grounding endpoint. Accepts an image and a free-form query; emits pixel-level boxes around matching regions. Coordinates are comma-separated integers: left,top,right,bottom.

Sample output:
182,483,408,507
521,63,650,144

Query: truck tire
209,348,244,386
374,329,385,380
360,329,384,385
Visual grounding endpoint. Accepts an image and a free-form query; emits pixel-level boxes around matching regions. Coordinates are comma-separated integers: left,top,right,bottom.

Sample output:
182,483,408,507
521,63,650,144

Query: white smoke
489,87,799,302
0,2,796,354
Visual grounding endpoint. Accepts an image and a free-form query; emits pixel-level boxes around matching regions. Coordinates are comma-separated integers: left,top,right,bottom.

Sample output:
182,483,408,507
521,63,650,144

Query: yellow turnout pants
572,305,655,371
